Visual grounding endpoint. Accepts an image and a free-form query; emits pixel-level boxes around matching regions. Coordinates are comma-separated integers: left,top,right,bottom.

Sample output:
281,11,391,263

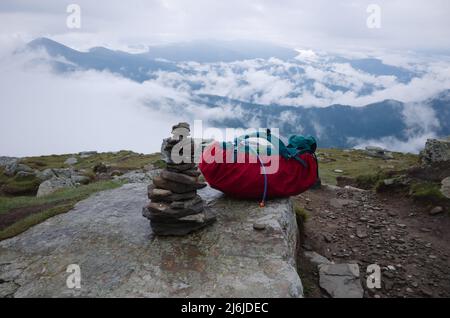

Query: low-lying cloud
0,49,181,157
150,54,450,108
1,39,449,156
351,101,441,153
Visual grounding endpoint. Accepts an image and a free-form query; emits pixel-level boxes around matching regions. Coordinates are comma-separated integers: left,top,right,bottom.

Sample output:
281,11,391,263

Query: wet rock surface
0,184,302,298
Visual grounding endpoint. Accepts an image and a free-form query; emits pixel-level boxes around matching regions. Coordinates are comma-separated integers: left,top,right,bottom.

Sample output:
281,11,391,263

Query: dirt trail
295,185,450,298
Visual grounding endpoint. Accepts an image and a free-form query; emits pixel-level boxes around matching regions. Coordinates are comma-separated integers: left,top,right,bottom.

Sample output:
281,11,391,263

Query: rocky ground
1,138,449,298
0,151,165,240
295,184,450,298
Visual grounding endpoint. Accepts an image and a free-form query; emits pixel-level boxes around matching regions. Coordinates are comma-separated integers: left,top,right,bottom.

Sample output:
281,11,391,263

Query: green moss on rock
410,182,448,203
1,174,41,196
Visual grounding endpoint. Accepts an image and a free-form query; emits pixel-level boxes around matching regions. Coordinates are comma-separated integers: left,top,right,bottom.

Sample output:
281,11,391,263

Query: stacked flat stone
142,122,216,236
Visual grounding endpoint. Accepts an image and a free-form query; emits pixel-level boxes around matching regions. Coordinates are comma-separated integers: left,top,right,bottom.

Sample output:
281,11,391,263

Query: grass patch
0,180,122,240
0,203,74,241
1,151,162,195
16,150,165,185
21,154,72,170
20,151,163,172
1,174,41,196
410,182,448,204
317,148,418,185
355,174,384,190
0,180,122,214
301,278,315,298
153,159,167,169
294,204,310,223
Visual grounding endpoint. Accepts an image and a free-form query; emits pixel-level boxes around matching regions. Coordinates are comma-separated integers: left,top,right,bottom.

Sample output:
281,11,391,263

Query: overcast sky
0,0,449,52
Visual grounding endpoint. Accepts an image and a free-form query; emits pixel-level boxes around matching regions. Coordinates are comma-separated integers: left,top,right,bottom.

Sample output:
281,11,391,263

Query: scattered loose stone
319,263,364,298
304,251,332,266
429,206,444,216
253,222,267,231
323,233,333,243
356,227,368,239
64,157,78,165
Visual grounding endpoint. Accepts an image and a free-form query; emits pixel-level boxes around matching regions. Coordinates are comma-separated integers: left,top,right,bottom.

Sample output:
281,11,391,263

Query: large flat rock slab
0,183,302,298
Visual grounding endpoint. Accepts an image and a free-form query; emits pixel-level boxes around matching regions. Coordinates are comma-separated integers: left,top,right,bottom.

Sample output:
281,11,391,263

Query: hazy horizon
1,1,449,156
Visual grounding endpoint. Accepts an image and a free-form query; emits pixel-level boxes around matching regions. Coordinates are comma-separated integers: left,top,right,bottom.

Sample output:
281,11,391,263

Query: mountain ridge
23,37,450,150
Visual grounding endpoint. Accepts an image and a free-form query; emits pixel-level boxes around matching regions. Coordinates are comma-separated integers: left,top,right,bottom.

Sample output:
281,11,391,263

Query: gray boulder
0,184,303,298
37,168,76,181
79,151,97,158
64,157,78,165
319,263,364,298
52,168,75,179
71,175,90,185
365,146,394,160
114,169,162,184
4,162,33,177
441,177,450,199
0,156,18,168
36,177,75,197
420,138,450,165
36,169,56,181
15,171,35,179
304,251,333,266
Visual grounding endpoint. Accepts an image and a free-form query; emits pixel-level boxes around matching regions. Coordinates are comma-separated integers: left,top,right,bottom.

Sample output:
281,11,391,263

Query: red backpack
199,131,318,205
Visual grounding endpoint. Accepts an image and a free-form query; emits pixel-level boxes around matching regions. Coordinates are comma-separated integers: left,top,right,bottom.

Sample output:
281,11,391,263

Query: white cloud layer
0,49,180,157
149,55,450,107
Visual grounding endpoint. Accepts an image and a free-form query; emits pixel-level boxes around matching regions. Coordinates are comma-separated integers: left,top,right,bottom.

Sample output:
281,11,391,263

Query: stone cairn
142,122,216,236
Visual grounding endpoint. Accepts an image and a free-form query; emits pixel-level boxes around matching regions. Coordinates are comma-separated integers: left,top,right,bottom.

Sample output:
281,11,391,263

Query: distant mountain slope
144,40,299,62
23,38,449,150
25,38,416,85
331,56,415,83
195,92,450,148
26,38,299,80
27,38,179,82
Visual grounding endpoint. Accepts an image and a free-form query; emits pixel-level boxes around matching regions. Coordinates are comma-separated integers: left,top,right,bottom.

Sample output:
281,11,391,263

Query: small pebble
429,206,443,216
253,222,266,231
